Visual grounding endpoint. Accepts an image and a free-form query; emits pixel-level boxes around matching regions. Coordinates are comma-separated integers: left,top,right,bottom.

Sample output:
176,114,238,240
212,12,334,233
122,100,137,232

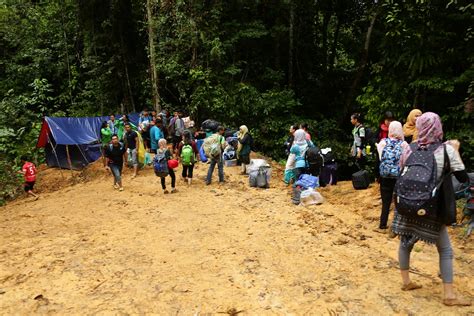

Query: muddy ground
1,157,473,314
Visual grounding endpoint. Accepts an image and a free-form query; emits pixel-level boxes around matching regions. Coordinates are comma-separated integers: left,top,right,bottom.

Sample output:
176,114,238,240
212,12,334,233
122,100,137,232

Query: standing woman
402,109,422,143
237,125,253,174
285,129,313,182
375,121,408,230
392,112,470,306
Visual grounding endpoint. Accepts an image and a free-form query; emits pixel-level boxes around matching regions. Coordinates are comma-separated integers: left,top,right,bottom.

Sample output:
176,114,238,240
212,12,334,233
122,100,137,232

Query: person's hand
357,149,362,159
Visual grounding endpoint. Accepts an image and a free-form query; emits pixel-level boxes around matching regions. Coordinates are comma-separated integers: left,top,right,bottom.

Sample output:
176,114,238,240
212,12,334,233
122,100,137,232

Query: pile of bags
291,174,325,206
248,159,272,189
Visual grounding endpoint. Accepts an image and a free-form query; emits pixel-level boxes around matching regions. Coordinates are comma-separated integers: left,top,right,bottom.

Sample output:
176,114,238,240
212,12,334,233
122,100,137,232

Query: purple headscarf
416,112,443,146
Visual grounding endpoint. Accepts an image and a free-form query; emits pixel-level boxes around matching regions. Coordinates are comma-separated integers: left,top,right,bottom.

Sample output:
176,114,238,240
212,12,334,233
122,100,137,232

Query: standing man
149,119,164,154
107,114,117,135
18,156,39,200
172,110,185,152
205,126,226,185
351,113,366,168
124,123,139,178
105,135,126,191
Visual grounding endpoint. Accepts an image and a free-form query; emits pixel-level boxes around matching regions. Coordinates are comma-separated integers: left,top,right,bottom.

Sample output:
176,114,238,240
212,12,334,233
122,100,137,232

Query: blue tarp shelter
36,114,139,170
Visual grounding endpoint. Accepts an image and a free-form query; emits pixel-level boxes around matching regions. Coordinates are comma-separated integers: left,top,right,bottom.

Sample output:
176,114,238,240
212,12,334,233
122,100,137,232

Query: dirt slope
1,157,473,315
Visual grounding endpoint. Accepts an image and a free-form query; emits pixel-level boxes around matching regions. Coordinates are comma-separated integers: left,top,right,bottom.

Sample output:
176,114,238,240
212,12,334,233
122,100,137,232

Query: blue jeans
206,158,224,184
109,164,122,184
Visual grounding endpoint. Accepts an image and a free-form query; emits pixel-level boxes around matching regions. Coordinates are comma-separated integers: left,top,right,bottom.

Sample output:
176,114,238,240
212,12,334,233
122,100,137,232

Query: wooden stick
65,145,74,178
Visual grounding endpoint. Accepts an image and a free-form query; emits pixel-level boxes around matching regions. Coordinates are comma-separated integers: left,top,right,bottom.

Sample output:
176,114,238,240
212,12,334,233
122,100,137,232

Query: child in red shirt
18,156,39,200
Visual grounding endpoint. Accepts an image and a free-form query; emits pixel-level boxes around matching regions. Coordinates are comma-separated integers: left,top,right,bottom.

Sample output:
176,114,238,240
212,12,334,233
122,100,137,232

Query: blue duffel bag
295,174,319,189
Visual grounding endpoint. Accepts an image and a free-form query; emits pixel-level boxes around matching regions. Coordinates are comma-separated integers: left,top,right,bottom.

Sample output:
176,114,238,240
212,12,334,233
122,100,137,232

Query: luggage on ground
352,170,370,190
295,174,319,189
320,162,337,187
249,166,270,188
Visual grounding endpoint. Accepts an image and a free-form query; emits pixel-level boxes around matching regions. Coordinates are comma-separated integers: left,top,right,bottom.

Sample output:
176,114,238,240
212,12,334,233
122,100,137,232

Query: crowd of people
17,108,471,307
282,109,471,306
97,110,254,193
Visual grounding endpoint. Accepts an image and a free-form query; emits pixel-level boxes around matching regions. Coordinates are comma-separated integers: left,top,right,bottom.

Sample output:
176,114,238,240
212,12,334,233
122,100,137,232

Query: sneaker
164,189,169,194
118,187,124,192
113,184,119,190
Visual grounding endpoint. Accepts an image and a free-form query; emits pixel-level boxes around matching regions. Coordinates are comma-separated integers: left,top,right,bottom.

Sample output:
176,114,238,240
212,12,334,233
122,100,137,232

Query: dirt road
1,159,473,314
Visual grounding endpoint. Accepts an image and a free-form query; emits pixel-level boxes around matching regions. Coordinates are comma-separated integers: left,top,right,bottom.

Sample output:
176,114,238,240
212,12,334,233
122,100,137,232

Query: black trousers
379,177,397,228
161,168,176,189
182,164,194,178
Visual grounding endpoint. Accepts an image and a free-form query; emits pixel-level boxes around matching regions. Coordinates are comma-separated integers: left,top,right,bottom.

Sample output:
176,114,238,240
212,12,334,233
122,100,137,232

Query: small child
18,156,39,200
155,139,176,194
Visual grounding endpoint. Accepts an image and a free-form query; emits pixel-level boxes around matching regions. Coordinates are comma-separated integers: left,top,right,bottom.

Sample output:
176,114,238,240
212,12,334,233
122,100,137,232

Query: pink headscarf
388,121,404,140
416,112,443,146
399,112,443,168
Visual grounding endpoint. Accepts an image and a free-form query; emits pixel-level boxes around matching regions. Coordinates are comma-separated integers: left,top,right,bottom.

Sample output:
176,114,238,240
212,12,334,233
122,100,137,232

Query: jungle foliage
1,0,473,202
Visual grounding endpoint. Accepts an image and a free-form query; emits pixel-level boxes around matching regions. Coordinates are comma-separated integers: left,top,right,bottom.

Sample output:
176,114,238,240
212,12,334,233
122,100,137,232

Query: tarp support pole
66,145,74,177
47,133,64,179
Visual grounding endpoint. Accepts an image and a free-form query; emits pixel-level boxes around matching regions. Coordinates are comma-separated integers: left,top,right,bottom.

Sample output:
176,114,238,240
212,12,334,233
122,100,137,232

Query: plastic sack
246,159,270,174
295,174,319,189
249,167,270,188
144,152,152,165
300,188,324,206
284,169,295,185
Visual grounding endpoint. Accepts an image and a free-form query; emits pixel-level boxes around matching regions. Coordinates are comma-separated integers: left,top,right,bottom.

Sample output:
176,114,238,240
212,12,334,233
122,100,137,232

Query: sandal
443,298,471,306
401,282,422,291
163,190,169,194
171,188,177,194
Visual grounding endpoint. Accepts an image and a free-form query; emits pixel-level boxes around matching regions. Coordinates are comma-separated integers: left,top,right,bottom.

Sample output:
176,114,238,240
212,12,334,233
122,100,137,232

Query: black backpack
356,125,377,147
305,146,324,176
395,143,446,219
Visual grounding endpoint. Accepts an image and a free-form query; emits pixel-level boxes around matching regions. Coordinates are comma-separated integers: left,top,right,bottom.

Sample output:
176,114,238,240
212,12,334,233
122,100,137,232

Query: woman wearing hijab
403,109,422,143
285,129,314,182
375,121,408,230
237,125,253,174
392,112,470,306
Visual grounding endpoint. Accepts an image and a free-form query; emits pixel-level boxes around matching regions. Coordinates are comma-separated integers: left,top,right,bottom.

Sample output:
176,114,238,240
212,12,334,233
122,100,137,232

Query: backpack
153,150,169,177
203,134,222,159
181,143,195,166
305,146,324,175
395,143,445,219
379,138,403,178
356,125,377,148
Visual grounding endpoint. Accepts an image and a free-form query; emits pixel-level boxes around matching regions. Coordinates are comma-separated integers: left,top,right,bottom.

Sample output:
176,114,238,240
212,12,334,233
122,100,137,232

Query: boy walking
19,156,39,200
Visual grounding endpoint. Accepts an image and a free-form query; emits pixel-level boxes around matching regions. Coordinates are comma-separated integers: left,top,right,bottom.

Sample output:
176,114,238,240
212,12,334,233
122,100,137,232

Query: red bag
167,159,179,169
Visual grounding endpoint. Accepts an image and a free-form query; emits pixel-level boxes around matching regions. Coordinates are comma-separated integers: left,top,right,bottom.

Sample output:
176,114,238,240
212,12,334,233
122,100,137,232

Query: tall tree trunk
329,16,341,71
343,12,377,121
146,0,160,112
288,0,295,87
120,32,136,112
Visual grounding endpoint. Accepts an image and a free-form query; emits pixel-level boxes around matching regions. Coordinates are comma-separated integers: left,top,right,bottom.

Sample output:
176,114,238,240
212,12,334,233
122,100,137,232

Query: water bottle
365,145,371,155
